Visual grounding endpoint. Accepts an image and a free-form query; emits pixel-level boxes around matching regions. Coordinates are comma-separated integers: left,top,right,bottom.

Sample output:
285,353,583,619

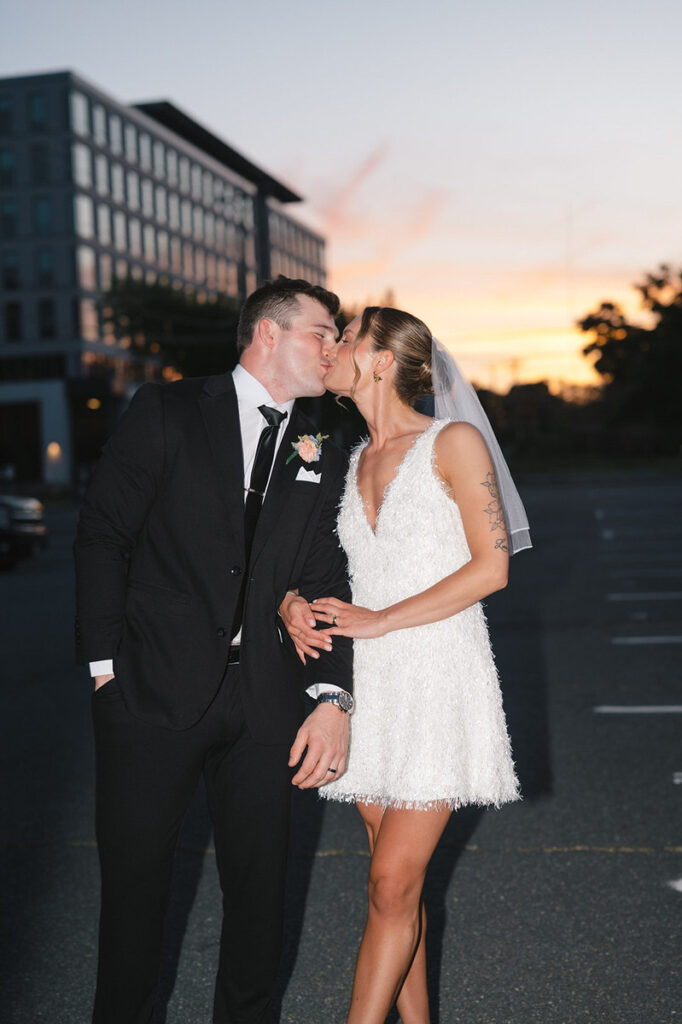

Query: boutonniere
286,433,329,465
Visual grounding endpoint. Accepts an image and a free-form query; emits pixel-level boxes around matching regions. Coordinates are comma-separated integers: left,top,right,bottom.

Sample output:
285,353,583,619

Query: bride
280,306,530,1024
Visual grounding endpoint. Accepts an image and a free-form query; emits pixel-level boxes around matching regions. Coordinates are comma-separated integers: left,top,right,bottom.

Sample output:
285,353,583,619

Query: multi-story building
0,70,326,487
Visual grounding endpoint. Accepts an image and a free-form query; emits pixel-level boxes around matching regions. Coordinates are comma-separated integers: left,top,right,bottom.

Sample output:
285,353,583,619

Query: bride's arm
312,423,510,639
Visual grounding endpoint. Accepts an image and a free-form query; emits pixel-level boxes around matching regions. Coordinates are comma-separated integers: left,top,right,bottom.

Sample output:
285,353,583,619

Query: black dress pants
91,664,294,1024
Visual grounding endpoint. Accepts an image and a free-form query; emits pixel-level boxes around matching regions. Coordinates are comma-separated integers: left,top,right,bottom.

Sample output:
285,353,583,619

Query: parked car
0,494,48,570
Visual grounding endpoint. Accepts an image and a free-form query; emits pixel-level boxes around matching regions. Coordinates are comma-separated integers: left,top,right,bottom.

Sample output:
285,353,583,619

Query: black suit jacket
74,372,353,742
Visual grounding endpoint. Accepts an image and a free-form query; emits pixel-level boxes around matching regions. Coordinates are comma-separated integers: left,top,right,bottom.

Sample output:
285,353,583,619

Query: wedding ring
332,615,337,625
327,768,337,774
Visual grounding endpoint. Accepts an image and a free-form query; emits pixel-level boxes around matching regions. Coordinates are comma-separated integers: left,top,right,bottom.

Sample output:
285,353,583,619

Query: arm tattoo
481,472,509,552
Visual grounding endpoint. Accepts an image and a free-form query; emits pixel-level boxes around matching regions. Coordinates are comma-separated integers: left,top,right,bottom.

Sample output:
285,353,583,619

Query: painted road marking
667,879,682,893
594,705,682,714
611,636,682,645
607,592,682,601
609,568,682,579
673,772,682,785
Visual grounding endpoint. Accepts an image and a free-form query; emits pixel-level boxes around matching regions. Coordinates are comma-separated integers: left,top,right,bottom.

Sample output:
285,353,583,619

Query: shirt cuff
89,659,114,677
305,683,348,700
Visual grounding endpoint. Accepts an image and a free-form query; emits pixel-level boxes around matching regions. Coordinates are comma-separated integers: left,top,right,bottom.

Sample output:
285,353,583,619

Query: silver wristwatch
317,691,355,714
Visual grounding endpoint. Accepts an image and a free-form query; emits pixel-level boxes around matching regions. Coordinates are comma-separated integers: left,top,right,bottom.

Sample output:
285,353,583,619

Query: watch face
339,691,354,713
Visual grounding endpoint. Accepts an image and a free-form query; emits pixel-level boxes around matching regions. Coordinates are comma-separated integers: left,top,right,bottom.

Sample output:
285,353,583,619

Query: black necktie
243,405,287,563
232,405,287,639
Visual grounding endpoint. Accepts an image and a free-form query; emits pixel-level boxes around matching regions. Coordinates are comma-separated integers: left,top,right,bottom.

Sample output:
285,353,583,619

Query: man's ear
255,317,278,350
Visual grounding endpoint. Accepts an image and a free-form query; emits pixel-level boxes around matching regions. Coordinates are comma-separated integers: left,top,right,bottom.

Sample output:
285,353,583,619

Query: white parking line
594,706,682,714
609,568,682,579
607,592,682,601
611,636,682,645
673,773,682,785
667,879,682,893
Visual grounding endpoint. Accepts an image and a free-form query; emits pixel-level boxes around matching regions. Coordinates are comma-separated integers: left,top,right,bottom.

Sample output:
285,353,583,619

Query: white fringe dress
320,420,520,811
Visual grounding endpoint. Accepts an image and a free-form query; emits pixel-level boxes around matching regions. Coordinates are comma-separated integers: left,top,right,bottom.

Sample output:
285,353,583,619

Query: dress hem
320,789,521,812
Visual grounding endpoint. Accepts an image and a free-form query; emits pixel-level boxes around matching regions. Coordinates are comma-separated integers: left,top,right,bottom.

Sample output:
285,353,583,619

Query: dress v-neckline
354,421,440,536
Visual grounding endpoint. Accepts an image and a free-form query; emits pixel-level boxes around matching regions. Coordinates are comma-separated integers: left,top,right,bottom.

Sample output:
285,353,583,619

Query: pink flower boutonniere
286,432,329,465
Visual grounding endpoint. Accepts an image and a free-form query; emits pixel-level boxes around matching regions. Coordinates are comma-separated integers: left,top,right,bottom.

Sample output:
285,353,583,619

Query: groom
74,276,353,1024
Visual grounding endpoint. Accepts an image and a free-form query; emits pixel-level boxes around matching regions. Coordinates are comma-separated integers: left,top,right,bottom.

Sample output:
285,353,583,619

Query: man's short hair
237,276,340,352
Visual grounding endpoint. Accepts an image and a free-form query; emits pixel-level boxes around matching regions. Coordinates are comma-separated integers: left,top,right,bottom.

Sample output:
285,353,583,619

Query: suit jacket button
230,565,242,576
217,627,226,638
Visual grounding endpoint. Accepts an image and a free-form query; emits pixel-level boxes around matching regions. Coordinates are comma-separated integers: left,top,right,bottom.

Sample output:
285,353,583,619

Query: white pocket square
296,466,321,483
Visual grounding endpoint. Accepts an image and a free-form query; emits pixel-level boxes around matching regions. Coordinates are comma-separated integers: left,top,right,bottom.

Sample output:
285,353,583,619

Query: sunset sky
4,0,681,391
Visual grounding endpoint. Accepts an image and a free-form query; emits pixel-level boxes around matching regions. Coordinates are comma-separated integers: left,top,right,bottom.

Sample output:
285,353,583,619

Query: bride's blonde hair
354,307,434,406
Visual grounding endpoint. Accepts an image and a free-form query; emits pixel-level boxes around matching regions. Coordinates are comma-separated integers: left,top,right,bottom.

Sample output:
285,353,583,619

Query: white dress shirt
90,365,343,699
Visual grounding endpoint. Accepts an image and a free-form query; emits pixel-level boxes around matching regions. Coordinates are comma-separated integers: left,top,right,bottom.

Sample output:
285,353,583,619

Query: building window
4,301,22,341
157,230,169,268
125,122,137,163
191,164,202,199
35,247,53,287
77,298,99,342
170,236,181,272
74,195,93,239
155,185,167,223
128,217,141,257
97,204,111,246
126,169,139,210
168,193,180,230
143,224,156,263
179,156,190,193
216,257,227,292
99,253,112,291
115,258,127,281
166,149,178,186
204,211,215,247
28,94,47,132
0,147,14,186
30,143,49,185
70,92,90,136
95,154,109,196
206,253,216,289
72,142,93,188
183,242,194,277
181,199,192,236
111,163,124,203
38,298,56,339
92,104,107,146
76,245,96,290
195,248,205,282
0,96,11,135
139,133,151,171
33,197,52,235
141,179,153,217
215,218,225,250
193,205,203,242
153,140,165,178
202,171,213,206
1,251,19,289
113,211,127,252
109,115,123,155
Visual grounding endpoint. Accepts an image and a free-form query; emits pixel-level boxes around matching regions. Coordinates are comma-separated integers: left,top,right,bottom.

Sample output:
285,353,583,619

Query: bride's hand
279,591,333,664
311,597,389,639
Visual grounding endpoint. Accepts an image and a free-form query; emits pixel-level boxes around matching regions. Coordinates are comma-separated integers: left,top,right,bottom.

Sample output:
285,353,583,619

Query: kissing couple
75,275,530,1023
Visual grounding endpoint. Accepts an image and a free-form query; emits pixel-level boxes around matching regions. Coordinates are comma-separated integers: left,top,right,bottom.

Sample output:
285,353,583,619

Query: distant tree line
102,267,682,464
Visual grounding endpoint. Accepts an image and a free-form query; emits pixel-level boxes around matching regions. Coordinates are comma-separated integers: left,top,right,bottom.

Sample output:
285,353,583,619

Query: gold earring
373,369,382,383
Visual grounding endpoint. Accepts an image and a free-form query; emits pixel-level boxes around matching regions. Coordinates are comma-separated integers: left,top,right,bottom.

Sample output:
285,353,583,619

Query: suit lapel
250,407,315,567
199,374,245,552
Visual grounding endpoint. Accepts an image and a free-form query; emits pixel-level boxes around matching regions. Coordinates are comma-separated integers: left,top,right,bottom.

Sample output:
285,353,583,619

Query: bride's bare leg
348,803,451,1024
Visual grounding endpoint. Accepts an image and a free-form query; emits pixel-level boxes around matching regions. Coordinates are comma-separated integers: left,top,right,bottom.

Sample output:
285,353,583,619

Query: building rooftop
134,101,301,205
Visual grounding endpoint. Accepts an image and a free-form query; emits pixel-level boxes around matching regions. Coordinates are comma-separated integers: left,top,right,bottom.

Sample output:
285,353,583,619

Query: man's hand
288,702,349,788
279,591,333,664
94,673,115,691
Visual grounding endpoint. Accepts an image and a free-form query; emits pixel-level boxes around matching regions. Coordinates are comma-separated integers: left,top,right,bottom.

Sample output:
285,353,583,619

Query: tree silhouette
579,264,682,446
102,278,241,379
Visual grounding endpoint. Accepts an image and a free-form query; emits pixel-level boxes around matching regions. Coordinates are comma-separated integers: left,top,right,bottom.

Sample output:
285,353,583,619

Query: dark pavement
1,468,680,1023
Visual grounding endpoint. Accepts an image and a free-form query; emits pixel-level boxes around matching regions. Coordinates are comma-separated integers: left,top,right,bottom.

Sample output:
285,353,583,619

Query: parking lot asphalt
1,467,680,1023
